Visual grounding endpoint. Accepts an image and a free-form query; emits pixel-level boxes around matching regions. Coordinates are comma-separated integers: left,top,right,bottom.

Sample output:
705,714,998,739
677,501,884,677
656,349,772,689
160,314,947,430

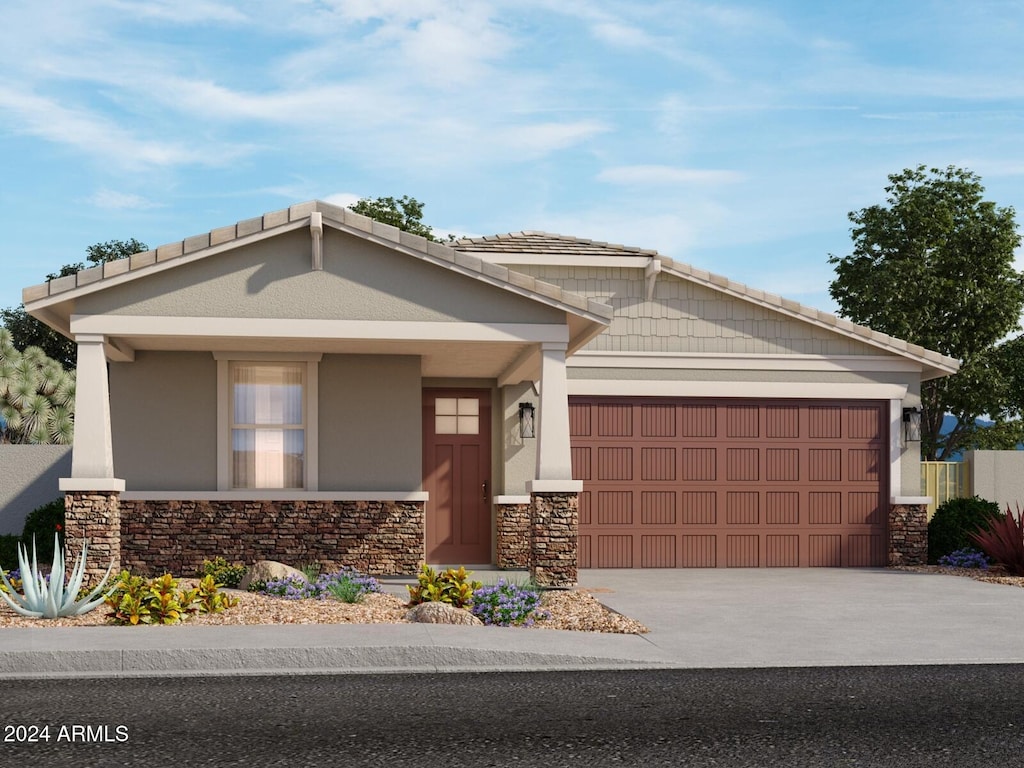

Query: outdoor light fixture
518,402,536,439
902,407,922,443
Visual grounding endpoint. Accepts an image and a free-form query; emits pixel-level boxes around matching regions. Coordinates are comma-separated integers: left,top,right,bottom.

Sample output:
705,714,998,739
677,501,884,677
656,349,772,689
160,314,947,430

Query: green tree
348,196,439,241
0,328,74,444
1,238,148,368
828,165,1024,460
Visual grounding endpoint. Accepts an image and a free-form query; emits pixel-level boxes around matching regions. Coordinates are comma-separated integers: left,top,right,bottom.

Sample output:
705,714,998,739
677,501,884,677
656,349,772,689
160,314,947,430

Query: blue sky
2,0,1022,316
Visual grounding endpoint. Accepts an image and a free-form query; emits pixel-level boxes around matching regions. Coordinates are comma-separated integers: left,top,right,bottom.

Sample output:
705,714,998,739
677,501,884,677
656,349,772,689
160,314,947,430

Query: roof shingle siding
519,265,884,356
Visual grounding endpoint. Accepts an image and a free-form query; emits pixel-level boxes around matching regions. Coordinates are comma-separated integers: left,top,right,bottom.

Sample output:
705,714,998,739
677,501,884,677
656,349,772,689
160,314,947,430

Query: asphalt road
3,666,1024,767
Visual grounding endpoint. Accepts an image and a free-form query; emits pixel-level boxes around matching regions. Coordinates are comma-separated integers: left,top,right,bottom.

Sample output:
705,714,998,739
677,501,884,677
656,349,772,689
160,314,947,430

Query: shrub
20,498,65,565
927,496,1002,564
471,579,550,627
0,534,19,572
105,571,239,625
970,504,1024,576
257,567,382,603
938,547,991,569
407,564,482,609
198,556,247,589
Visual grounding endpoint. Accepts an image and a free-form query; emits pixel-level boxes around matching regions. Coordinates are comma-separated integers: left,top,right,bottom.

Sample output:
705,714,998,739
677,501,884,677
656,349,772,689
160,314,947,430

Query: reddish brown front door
423,389,492,564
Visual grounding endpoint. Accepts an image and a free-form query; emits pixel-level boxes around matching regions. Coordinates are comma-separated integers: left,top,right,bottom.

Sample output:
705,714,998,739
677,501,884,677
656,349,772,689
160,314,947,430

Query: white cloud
0,85,253,169
88,189,161,210
99,0,249,24
598,165,744,186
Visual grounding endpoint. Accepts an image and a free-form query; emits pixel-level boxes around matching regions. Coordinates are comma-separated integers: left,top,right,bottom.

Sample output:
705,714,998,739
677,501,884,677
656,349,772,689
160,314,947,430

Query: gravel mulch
891,564,1024,588
0,582,649,634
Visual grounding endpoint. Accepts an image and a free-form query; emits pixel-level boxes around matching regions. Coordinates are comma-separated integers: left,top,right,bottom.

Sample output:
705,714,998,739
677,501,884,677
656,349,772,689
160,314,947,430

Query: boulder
405,602,482,626
238,560,309,592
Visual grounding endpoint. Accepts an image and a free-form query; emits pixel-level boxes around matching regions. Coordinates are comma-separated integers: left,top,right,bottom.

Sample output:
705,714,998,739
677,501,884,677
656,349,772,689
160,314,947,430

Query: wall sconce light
518,402,536,439
902,407,922,442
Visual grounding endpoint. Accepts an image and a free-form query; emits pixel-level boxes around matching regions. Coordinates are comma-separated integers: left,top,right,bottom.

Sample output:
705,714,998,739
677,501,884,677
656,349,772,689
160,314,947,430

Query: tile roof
451,231,960,376
452,231,658,258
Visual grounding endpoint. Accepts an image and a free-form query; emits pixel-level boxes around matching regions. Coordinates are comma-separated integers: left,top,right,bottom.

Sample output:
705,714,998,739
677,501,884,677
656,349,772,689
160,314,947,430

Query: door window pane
435,397,479,435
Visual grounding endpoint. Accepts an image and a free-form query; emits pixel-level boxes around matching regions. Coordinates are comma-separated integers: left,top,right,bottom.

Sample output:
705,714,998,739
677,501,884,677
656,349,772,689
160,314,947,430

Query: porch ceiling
105,334,536,379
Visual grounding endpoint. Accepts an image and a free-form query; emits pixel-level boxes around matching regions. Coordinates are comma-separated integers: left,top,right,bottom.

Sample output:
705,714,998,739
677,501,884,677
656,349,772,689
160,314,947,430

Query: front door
423,389,492,564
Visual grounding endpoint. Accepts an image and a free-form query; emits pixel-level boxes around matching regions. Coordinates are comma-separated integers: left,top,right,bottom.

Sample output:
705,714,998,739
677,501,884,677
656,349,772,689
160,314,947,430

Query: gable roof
22,202,613,342
453,231,960,379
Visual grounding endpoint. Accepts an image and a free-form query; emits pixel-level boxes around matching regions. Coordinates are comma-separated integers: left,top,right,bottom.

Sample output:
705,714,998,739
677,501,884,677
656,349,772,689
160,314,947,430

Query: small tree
348,196,438,241
0,328,75,444
829,166,1024,459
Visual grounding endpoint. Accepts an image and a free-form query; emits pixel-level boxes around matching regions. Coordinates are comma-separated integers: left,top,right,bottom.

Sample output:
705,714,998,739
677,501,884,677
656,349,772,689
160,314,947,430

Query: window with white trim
216,353,320,491
229,362,305,489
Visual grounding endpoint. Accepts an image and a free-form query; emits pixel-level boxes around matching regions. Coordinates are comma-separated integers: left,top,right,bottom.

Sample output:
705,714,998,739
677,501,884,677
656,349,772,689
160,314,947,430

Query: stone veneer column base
889,503,928,566
529,492,578,588
118,499,425,577
64,492,121,583
496,502,531,569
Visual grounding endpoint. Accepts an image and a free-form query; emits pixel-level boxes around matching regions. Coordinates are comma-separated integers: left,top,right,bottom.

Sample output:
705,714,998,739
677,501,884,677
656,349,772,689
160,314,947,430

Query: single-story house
23,201,958,586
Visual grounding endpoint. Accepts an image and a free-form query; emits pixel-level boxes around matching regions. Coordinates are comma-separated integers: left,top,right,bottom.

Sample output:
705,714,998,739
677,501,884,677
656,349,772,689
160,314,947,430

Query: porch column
527,342,581,587
60,334,124,580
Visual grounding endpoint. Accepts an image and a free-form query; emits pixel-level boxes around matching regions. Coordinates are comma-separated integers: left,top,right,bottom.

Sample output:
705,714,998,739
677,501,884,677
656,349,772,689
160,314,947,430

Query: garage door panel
809,449,842,481
681,448,717,480
766,535,800,567
681,491,716,524
642,535,677,568
727,448,760,481
766,449,799,481
681,405,716,437
809,492,841,525
726,535,760,567
642,447,676,481
727,405,760,438
727,492,759,525
598,447,633,480
597,491,633,525
574,398,888,568
681,535,717,567
809,535,842,566
642,404,677,437
598,404,632,436
598,535,633,567
642,491,677,525
766,492,799,525
766,406,800,438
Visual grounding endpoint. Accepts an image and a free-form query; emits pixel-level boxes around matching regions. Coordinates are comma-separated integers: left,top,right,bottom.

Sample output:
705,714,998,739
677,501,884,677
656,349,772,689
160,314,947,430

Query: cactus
0,533,115,619
0,328,75,444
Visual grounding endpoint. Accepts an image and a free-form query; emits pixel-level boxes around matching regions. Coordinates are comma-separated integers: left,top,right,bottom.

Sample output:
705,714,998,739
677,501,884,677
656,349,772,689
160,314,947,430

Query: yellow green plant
407,564,482,609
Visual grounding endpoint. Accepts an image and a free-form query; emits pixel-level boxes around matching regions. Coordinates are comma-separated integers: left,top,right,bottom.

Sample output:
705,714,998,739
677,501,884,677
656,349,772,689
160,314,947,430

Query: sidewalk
3,568,1024,678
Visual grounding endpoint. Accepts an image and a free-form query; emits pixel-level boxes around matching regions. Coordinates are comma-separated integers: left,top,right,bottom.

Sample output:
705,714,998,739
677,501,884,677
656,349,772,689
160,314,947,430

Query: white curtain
232,364,304,488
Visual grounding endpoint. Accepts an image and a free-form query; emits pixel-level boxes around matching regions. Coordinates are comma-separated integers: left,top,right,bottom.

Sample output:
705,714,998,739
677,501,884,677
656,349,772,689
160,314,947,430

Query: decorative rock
238,560,308,592
405,602,482,626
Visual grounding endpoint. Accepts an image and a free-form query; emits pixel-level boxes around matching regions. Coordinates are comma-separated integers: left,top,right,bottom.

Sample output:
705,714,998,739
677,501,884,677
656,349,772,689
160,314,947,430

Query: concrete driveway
578,567,1024,668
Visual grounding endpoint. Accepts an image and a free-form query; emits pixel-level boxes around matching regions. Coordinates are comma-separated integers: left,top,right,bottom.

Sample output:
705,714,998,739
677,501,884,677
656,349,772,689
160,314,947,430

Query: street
3,665,1023,767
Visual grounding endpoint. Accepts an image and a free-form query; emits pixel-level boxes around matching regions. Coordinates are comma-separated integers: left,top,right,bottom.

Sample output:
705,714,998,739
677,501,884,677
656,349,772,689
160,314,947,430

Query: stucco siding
76,229,564,325
520,265,882,356
110,352,218,491
318,355,422,491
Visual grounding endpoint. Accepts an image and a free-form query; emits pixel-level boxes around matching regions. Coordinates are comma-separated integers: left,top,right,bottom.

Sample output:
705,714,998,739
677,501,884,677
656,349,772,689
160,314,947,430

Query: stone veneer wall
119,499,425,576
888,503,928,566
495,502,531,569
529,492,578,587
64,492,121,582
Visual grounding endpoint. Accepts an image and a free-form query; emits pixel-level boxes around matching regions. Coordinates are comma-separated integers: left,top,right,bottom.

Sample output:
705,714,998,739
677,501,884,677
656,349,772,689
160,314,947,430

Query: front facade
23,202,958,585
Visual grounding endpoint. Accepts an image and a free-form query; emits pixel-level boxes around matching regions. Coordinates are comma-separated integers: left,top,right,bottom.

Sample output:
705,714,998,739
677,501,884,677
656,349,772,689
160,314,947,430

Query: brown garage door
571,398,888,568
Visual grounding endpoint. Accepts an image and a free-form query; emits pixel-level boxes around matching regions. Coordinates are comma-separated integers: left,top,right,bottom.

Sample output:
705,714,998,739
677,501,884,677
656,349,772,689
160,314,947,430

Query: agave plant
0,533,115,618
